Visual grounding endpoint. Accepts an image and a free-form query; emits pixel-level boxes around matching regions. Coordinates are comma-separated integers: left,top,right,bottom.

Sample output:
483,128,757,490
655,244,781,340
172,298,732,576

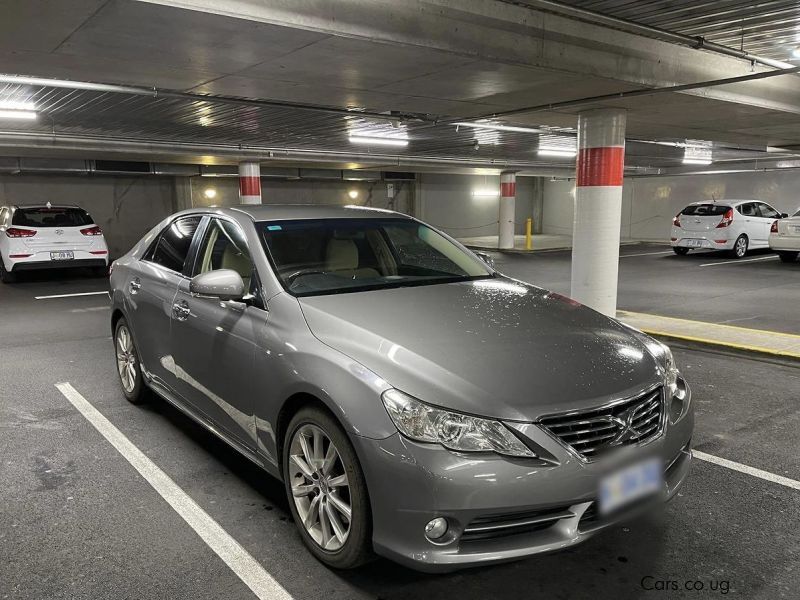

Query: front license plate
598,458,663,515
50,251,74,261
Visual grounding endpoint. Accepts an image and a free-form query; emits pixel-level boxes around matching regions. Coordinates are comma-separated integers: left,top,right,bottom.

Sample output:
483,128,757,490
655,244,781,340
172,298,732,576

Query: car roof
225,203,411,221
684,199,761,207
10,204,85,210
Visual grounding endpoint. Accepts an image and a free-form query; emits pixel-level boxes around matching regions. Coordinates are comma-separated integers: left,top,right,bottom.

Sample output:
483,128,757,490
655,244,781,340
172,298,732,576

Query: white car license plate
792,226,800,234
598,457,663,515
685,239,703,247
50,251,74,261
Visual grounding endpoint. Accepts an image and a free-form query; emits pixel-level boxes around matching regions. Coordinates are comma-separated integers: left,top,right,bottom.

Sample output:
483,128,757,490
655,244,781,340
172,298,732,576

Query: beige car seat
325,238,379,279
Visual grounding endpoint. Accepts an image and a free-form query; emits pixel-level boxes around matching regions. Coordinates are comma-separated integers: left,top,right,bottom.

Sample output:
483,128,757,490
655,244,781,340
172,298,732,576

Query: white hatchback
670,200,786,258
0,204,109,283
769,208,800,264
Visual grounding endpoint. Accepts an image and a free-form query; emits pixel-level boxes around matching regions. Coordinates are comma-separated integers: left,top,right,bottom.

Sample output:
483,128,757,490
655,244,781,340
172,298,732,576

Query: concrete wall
0,174,174,257
542,170,800,242
417,174,539,237
188,177,414,214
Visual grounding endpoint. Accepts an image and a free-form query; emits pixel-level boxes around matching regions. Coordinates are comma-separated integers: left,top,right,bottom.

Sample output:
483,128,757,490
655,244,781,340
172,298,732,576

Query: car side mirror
190,269,245,301
781,213,789,218
474,251,495,269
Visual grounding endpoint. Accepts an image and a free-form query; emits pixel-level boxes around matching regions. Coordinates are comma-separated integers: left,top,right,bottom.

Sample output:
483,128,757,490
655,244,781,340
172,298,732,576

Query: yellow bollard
525,217,533,250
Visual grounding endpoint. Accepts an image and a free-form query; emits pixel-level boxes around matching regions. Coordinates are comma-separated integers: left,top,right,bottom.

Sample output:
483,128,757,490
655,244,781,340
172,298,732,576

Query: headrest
326,238,358,271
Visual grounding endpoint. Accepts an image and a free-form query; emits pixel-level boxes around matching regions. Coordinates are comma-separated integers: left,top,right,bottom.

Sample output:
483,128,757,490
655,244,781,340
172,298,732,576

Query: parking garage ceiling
2,0,800,173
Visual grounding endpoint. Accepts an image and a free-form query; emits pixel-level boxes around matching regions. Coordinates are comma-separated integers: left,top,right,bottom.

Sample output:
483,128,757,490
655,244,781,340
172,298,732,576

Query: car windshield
12,207,94,227
259,218,492,296
680,204,731,216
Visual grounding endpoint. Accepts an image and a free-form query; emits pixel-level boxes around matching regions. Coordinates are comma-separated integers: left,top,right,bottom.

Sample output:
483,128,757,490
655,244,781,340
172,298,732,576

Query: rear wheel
731,235,748,259
283,406,372,570
0,259,17,283
778,251,798,263
114,318,148,404
672,247,690,256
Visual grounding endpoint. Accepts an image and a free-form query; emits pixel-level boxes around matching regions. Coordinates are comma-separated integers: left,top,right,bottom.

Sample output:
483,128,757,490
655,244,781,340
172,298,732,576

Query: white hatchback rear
670,200,784,258
0,204,109,282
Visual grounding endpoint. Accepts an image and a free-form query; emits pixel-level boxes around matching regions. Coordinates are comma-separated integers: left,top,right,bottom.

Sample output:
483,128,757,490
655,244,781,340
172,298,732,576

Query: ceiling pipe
0,74,432,123
506,0,795,71
482,65,800,119
0,130,579,175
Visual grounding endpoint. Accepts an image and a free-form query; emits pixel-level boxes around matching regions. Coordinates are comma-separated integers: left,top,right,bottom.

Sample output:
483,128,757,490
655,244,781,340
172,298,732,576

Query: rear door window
147,216,203,273
738,203,758,217
681,204,730,216
12,207,94,227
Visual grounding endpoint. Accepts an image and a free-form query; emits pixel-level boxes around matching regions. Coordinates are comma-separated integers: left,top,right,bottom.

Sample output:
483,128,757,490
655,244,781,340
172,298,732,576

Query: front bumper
353,388,694,572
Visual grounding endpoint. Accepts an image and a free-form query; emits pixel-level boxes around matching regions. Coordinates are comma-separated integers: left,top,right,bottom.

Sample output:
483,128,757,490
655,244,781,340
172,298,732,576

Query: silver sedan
109,205,693,572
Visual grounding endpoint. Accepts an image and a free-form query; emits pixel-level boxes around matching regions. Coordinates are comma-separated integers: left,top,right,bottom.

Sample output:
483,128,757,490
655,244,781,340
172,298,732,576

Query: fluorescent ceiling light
455,122,543,134
0,109,36,120
682,158,712,165
349,135,408,147
472,188,499,197
0,100,36,111
538,149,576,157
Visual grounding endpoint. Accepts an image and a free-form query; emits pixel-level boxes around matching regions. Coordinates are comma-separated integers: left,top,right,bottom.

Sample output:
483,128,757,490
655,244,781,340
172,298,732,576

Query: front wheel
778,251,799,263
114,318,148,404
672,247,690,256
731,235,748,259
283,406,373,569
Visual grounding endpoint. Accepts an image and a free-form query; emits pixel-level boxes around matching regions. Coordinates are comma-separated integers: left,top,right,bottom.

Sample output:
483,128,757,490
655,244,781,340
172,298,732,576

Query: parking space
2,275,797,600
491,244,800,334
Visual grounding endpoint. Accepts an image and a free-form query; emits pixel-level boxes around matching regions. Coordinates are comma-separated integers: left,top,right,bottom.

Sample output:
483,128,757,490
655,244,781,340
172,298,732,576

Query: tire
731,235,748,259
0,258,17,283
114,317,148,404
283,406,373,570
778,251,799,263
672,247,690,256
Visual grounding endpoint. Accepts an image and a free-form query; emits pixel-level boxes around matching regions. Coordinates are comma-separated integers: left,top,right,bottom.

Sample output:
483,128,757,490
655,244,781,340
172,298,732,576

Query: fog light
425,517,448,540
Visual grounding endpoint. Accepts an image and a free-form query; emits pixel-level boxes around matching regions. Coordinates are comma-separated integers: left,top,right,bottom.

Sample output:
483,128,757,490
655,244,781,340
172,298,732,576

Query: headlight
381,389,536,457
661,343,679,394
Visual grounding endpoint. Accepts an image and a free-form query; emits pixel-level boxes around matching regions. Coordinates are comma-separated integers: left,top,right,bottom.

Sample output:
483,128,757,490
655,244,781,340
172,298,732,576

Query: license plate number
599,458,663,515
685,239,703,247
792,226,800,234
50,251,74,261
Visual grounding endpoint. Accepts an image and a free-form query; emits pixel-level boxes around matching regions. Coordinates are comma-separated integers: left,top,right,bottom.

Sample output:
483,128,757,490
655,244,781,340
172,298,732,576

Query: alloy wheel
115,324,138,393
735,236,747,258
288,424,352,551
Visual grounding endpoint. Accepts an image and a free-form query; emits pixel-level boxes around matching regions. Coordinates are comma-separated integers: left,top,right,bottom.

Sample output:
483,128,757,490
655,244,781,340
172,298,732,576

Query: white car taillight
715,208,734,228
80,225,103,236
5,227,37,238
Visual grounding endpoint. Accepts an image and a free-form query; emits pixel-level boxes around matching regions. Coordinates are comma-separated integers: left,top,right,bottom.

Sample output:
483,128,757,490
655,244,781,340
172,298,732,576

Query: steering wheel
284,268,327,286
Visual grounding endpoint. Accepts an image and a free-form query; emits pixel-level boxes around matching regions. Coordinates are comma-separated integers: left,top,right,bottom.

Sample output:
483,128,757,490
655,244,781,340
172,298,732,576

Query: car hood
298,278,664,421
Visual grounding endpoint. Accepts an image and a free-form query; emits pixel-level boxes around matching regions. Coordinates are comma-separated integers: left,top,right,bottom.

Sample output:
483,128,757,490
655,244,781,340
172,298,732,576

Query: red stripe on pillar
239,176,261,196
576,147,624,187
500,182,516,197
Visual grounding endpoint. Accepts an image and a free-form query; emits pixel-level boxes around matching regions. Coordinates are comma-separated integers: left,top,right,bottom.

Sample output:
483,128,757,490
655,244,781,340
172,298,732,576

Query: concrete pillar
570,109,626,317
498,171,516,249
238,161,261,204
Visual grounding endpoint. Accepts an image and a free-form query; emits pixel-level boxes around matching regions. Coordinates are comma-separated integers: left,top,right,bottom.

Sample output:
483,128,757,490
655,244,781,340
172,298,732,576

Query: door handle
172,300,190,321
129,278,141,294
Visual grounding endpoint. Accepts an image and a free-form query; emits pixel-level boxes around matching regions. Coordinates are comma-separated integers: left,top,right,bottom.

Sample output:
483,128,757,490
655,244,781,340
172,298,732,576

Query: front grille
539,387,664,460
461,506,574,542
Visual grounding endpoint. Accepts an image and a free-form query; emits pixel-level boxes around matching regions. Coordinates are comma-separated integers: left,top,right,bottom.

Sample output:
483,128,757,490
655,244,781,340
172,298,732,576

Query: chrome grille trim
461,506,574,542
538,386,665,461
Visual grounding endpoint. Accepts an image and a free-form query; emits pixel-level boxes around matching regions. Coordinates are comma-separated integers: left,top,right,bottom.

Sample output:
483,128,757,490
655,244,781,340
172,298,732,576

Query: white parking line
699,256,779,267
35,291,108,300
619,251,674,258
694,450,800,490
55,382,292,600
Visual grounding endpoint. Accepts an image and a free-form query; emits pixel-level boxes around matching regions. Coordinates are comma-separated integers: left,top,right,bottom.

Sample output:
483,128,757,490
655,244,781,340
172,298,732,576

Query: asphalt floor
1,263,798,600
